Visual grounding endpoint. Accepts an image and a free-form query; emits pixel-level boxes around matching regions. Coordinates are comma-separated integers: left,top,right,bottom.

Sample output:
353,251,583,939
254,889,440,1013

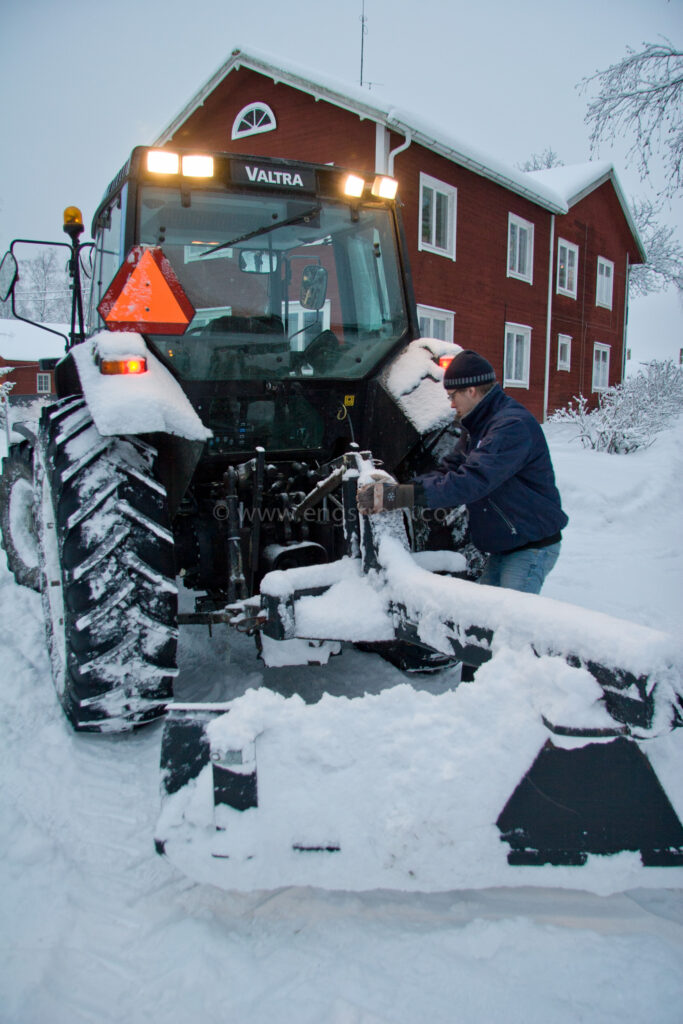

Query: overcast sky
2,0,681,363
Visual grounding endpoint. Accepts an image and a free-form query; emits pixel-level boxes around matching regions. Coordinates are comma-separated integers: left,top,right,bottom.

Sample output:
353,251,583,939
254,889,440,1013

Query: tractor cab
87,149,416,458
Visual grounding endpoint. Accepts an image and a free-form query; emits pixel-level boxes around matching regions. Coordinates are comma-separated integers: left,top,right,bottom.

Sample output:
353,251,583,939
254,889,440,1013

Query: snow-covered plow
156,454,683,893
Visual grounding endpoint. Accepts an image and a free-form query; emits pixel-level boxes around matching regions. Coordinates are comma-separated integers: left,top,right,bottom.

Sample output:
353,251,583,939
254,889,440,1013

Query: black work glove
357,481,415,514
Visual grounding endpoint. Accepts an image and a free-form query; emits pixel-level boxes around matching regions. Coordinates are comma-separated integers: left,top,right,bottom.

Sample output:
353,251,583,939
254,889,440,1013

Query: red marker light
438,356,453,371
99,357,148,375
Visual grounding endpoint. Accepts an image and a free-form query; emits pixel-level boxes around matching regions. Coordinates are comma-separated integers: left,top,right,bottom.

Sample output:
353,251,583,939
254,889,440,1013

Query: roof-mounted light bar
146,150,214,178
147,150,180,174
343,174,365,198
343,173,398,200
181,155,214,177
372,175,398,200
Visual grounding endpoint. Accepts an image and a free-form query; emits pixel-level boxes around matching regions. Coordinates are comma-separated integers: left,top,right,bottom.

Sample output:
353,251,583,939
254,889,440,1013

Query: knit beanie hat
443,350,496,389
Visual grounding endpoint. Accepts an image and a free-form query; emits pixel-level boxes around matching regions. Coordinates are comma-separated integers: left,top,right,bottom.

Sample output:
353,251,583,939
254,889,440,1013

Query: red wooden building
0,356,54,398
72,48,622,421
152,47,645,421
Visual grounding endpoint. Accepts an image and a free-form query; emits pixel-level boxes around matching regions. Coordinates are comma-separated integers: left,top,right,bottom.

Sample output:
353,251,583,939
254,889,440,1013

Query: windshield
137,185,408,380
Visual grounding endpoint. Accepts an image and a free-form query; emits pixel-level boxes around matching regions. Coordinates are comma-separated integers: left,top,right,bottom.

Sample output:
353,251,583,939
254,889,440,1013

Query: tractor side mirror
239,250,279,274
0,251,18,302
80,246,94,280
300,264,328,310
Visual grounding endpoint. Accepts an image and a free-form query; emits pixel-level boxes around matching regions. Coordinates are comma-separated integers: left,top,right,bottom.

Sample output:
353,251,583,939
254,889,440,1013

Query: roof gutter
384,115,566,214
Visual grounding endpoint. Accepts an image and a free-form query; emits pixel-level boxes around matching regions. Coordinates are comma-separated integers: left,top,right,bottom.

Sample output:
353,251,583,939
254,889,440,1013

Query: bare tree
580,38,683,197
7,247,72,324
516,148,564,172
629,197,683,295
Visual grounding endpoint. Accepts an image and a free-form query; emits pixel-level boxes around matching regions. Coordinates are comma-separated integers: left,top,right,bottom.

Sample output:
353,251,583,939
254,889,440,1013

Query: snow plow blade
155,680,683,893
155,459,683,893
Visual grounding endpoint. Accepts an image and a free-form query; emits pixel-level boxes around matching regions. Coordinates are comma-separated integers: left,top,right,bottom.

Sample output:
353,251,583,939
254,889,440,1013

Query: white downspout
622,253,630,380
375,124,389,174
387,130,412,176
543,214,555,421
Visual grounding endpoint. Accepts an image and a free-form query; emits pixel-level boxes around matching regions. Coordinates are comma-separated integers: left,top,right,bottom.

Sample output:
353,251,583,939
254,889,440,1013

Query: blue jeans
478,542,561,595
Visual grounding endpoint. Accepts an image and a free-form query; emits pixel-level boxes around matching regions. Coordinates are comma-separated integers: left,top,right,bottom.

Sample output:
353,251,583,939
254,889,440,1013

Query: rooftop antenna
359,0,367,87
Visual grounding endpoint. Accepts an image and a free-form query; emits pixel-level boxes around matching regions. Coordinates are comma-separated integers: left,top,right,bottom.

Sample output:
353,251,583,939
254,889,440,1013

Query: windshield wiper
201,205,322,257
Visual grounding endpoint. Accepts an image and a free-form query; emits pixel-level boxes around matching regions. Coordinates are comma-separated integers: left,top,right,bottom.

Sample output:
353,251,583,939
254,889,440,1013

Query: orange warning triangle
107,250,186,324
98,246,195,335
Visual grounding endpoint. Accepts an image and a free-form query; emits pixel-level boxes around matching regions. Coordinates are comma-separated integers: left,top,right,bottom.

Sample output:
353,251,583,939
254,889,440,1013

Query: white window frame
504,322,531,388
557,238,579,299
507,213,534,284
557,334,571,371
596,256,614,309
592,342,611,392
36,373,51,394
417,303,455,342
231,102,277,141
285,300,331,352
418,173,457,261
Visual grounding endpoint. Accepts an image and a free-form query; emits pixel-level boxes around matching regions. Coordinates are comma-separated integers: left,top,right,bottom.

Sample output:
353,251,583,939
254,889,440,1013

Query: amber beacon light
63,206,84,240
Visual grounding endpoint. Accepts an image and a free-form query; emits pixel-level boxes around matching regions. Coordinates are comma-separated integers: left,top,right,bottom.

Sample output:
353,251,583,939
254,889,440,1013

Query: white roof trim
152,46,567,215
153,48,389,148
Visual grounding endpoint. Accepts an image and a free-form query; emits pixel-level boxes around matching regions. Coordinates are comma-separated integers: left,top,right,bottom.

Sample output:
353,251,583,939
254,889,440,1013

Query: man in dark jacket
357,349,568,595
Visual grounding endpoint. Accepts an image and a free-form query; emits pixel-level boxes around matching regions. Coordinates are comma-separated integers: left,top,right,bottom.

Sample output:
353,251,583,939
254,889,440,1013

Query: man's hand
357,481,414,514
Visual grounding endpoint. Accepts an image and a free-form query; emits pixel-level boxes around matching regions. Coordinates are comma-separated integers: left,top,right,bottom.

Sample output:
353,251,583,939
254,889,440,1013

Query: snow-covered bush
550,359,683,453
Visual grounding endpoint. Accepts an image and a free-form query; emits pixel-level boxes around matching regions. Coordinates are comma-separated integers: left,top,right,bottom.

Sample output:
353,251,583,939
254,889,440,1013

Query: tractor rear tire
0,440,40,591
35,397,178,731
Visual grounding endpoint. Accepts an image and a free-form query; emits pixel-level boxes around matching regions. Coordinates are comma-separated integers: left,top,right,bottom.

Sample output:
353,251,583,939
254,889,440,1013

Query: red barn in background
0,321,65,405
152,47,644,420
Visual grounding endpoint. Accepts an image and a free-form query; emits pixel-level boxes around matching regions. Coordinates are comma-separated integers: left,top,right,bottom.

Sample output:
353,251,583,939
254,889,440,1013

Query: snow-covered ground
1,415,682,1023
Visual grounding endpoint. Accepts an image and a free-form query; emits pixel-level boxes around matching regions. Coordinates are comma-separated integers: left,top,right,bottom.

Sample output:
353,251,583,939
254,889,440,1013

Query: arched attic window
231,102,277,141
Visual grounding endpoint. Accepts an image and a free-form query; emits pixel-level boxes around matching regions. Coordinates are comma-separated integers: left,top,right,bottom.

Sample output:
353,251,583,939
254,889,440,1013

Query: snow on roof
526,161,614,205
527,162,646,261
0,319,69,362
153,46,568,216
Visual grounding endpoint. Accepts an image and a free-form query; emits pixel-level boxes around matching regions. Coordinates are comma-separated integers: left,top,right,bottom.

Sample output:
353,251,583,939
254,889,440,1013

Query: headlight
181,155,214,178
146,150,180,174
343,174,365,198
371,176,398,200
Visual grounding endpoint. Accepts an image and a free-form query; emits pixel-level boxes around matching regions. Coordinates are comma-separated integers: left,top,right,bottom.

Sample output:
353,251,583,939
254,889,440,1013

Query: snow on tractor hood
70,332,212,441
382,337,461,435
